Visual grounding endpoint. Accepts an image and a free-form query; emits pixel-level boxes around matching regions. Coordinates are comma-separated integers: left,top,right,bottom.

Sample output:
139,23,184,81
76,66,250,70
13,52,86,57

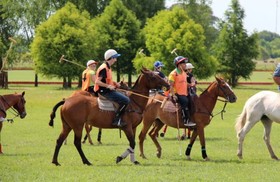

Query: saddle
162,95,197,115
97,94,118,111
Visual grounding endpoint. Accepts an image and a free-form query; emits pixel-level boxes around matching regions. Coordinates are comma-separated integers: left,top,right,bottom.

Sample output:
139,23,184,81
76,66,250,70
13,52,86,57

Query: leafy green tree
122,0,165,27
141,7,217,79
31,2,96,88
177,0,219,50
212,0,258,87
92,0,142,85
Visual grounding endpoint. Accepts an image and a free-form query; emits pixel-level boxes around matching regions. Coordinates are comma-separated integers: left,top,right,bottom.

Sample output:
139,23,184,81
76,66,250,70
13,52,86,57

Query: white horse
235,90,280,160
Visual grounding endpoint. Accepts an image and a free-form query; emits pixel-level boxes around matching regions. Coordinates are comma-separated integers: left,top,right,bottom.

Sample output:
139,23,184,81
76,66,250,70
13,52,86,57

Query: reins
0,95,20,123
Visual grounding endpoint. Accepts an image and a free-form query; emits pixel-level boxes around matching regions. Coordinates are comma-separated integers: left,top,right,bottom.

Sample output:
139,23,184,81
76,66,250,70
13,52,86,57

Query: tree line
0,0,271,87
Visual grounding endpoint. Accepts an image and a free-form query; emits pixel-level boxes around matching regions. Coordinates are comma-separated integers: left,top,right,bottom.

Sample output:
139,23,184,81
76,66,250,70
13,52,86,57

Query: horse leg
261,118,278,160
0,123,3,154
185,128,198,160
148,120,164,158
196,127,209,161
237,120,257,159
160,124,168,137
97,128,102,144
138,120,156,159
73,132,92,165
52,125,71,166
117,127,139,165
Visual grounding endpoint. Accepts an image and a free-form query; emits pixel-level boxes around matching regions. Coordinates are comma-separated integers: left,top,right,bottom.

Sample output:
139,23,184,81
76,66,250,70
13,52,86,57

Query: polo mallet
176,103,182,156
59,55,86,68
1,37,17,72
138,49,146,57
171,48,179,56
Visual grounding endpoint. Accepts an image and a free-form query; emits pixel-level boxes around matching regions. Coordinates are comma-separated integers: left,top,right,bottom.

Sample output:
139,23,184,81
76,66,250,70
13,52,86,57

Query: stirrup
112,118,127,127
184,119,196,127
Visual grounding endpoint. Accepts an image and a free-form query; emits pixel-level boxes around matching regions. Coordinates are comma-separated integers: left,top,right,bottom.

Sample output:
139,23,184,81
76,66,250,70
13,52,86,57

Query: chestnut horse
138,77,237,160
0,92,27,153
49,68,169,166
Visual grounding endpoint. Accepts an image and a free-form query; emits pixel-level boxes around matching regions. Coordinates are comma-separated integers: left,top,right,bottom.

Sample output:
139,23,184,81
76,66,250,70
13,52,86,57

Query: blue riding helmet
154,61,164,68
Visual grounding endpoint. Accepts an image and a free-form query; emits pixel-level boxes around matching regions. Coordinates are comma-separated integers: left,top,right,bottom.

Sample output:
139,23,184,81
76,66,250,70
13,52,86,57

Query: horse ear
22,91,25,97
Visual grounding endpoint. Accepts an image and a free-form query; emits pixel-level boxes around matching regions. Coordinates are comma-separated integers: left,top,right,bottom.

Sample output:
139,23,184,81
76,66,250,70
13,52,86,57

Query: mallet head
8,37,17,44
59,55,65,63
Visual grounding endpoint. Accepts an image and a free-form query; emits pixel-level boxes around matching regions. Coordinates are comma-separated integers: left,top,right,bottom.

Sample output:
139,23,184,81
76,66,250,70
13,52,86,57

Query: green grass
1,84,280,181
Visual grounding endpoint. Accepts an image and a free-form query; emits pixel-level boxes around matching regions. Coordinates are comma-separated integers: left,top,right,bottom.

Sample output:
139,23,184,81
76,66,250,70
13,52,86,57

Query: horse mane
199,81,216,96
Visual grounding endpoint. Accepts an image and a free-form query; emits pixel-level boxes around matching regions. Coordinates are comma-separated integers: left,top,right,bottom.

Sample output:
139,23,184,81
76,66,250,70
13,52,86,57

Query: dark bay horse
0,92,27,153
138,77,237,160
49,68,169,166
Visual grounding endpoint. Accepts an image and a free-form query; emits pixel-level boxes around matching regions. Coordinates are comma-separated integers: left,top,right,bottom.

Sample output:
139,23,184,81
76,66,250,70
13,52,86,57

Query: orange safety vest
82,69,95,91
94,63,113,92
168,69,188,96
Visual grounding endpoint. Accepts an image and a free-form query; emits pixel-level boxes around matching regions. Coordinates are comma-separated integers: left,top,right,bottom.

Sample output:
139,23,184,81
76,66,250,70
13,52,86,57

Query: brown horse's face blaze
13,92,27,119
216,78,237,103
142,69,170,90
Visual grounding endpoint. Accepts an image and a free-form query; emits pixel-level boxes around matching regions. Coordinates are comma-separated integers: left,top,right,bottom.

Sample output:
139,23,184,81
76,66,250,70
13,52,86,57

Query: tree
31,2,96,88
92,0,142,86
177,0,219,50
122,0,165,27
139,7,217,79
212,0,258,87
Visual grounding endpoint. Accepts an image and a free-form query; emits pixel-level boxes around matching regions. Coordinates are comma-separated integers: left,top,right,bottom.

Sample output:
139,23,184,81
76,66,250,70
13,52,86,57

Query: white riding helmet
186,63,194,69
104,49,121,61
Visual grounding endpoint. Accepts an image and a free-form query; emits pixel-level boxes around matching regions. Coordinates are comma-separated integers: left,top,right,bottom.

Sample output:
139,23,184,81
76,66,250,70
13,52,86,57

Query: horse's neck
199,88,218,112
129,85,150,110
0,95,14,110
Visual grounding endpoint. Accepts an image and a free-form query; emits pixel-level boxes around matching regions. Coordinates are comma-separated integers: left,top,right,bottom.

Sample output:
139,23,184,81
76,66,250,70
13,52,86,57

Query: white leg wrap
0,117,5,122
121,147,133,159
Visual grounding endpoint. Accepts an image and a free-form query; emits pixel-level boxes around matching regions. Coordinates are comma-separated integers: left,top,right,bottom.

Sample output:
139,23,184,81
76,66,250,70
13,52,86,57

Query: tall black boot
182,108,196,127
112,104,127,127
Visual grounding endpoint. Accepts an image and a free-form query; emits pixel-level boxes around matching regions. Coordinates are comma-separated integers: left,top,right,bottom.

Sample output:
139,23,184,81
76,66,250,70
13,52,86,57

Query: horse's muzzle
20,112,27,119
228,95,237,103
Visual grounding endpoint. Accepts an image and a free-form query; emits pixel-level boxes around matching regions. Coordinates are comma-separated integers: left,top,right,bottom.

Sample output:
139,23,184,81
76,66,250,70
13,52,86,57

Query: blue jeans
100,90,130,106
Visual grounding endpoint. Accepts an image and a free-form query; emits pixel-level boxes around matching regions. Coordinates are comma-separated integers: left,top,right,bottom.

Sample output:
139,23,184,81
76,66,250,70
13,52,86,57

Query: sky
166,0,279,34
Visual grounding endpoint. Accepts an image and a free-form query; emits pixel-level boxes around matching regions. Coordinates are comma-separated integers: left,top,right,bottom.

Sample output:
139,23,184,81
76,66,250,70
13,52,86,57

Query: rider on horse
94,49,129,128
168,56,196,127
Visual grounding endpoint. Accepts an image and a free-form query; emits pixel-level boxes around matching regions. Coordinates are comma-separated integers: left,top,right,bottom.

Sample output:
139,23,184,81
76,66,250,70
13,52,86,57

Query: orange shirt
168,68,188,96
82,68,95,91
94,63,113,92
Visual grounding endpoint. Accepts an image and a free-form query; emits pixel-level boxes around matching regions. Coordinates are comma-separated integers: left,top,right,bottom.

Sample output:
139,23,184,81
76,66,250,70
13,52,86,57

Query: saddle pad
97,98,115,111
162,100,177,113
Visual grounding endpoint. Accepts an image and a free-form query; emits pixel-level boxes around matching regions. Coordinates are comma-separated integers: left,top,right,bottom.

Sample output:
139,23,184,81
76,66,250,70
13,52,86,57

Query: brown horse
49,68,169,166
138,77,237,160
0,92,27,153
58,81,130,145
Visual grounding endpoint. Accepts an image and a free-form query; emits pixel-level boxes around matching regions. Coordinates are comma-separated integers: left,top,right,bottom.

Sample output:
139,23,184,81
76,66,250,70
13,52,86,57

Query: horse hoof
160,133,165,137
140,154,147,159
186,156,191,160
52,161,61,166
272,156,279,160
134,161,140,165
98,142,102,145
204,157,210,161
237,154,243,160
116,156,123,164
156,151,161,158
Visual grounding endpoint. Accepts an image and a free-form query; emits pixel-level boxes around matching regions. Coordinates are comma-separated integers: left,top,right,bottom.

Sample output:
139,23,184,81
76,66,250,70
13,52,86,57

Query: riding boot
182,108,196,127
112,104,127,127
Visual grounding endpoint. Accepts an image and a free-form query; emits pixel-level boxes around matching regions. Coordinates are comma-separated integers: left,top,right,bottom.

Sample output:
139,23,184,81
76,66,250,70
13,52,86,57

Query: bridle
0,95,25,122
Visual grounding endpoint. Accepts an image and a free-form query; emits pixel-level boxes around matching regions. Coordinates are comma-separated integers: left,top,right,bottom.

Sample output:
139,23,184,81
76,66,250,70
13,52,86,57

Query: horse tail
49,99,65,127
235,107,247,134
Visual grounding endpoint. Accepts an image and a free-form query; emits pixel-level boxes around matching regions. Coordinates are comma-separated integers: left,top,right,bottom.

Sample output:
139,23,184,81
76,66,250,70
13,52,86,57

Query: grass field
1,83,280,181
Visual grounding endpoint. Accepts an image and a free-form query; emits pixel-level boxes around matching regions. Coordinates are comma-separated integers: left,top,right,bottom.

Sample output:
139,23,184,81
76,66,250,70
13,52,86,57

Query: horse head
139,67,170,91
215,77,237,103
13,91,27,119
